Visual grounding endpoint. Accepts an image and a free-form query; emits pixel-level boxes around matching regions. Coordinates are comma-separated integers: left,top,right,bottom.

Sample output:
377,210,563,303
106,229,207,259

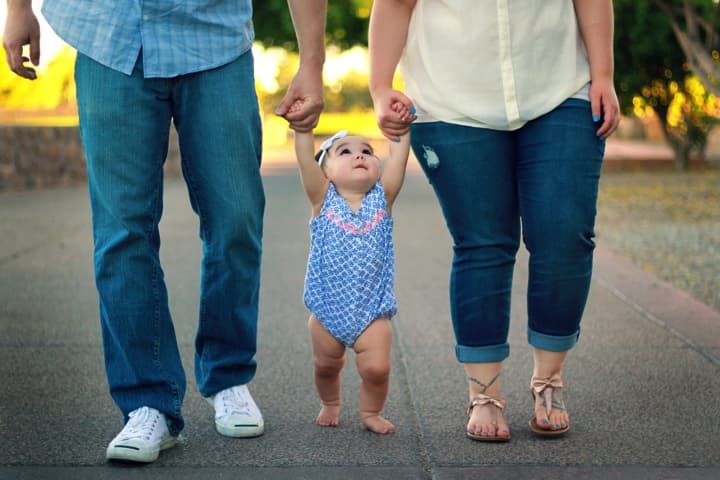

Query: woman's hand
589,77,620,139
372,87,416,141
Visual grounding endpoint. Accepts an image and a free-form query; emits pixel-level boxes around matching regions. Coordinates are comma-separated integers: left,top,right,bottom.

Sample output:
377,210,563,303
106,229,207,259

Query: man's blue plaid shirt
41,0,254,78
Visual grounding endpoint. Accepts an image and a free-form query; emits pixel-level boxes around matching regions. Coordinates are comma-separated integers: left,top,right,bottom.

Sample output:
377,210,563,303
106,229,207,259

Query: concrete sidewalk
1,173,719,479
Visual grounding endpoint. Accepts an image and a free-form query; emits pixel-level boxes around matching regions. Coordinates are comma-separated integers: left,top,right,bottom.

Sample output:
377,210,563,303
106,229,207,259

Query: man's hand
277,0,326,132
275,65,324,133
3,3,41,80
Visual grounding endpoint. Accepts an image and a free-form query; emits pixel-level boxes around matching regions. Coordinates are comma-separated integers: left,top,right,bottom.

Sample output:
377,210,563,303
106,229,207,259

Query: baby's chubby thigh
308,315,346,366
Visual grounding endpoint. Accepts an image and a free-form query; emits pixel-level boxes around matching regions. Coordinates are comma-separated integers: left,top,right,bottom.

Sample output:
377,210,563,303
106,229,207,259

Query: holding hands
372,87,416,141
275,65,325,132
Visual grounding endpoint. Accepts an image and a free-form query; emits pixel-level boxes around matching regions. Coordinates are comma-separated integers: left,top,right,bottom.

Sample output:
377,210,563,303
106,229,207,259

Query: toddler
292,103,414,433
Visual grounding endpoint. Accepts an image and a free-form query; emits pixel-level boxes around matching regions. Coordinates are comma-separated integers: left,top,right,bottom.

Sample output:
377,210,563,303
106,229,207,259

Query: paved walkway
1,172,719,479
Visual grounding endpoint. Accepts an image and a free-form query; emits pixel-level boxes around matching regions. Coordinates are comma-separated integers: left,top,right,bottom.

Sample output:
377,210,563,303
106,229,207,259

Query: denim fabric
410,99,605,363
75,51,264,435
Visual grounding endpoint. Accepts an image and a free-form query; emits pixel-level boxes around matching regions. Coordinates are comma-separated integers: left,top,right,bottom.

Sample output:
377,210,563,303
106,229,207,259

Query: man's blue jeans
75,51,264,435
410,99,605,364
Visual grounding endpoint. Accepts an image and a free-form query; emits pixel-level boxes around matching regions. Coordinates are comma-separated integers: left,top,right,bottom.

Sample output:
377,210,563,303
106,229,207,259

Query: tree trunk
671,142,691,171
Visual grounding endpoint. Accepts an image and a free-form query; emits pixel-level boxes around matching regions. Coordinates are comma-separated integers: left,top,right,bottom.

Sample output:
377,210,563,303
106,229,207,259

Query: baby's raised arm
381,133,410,212
294,130,329,214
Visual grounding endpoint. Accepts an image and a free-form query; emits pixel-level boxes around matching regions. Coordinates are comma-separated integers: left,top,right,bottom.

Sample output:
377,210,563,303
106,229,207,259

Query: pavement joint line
393,322,434,480
595,276,720,366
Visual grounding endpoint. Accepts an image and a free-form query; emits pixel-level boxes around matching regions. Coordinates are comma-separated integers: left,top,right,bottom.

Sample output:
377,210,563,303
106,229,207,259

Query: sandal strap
466,392,505,418
531,374,563,393
468,372,500,393
531,374,565,414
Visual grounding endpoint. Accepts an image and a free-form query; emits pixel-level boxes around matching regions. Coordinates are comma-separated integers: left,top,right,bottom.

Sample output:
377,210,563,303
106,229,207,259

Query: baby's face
324,136,381,189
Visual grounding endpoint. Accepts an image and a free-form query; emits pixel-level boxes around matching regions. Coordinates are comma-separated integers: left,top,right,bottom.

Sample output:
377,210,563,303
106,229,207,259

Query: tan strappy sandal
465,373,511,442
529,374,570,436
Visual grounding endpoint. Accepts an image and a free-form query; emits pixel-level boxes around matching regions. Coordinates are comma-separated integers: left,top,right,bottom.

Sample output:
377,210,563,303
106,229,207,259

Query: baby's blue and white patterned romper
304,181,397,347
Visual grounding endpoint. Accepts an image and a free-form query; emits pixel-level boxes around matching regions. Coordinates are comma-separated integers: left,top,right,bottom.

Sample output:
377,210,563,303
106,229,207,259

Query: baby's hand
391,101,417,123
289,99,305,114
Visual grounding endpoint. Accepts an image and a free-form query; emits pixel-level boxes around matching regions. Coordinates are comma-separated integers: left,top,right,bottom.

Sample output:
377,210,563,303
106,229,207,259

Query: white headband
317,130,348,166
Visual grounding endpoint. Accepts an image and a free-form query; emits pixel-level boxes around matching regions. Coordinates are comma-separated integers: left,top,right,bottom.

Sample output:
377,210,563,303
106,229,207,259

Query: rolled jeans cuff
528,328,580,352
455,343,510,363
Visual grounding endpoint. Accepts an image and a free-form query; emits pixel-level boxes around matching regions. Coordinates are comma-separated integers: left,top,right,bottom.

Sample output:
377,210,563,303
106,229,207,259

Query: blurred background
1,0,719,309
1,1,719,161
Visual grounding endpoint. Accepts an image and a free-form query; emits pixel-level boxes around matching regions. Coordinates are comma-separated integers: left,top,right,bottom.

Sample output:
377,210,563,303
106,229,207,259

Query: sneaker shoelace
120,407,162,441
217,387,253,417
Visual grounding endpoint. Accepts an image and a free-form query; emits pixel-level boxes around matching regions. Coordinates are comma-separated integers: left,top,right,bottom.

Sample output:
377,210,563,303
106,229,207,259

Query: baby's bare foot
316,405,340,427
362,414,395,434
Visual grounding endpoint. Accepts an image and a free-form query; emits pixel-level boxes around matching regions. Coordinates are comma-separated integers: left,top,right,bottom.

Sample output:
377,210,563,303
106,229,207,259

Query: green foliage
614,0,720,167
253,0,372,50
615,0,684,114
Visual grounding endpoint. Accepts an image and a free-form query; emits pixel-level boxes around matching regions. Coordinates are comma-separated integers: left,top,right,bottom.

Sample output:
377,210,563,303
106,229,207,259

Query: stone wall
0,125,181,191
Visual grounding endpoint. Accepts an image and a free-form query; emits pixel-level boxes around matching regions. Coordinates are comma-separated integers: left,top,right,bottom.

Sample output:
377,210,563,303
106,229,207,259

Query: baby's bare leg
354,318,395,434
308,315,346,426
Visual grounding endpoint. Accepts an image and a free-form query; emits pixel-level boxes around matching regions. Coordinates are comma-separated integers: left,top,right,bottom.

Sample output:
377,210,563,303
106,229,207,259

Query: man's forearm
287,0,327,69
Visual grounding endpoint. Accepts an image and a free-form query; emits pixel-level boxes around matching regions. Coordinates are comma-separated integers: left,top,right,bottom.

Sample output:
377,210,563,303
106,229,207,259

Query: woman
369,0,619,441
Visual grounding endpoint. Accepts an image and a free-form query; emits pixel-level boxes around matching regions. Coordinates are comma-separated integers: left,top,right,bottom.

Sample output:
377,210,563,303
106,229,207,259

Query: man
3,0,326,463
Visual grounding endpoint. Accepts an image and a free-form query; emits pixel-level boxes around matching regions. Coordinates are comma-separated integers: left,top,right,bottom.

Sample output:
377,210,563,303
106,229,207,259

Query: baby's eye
363,149,372,155
340,148,351,155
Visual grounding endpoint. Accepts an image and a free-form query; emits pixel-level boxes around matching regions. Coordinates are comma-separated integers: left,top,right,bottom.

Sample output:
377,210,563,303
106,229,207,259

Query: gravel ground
596,166,720,310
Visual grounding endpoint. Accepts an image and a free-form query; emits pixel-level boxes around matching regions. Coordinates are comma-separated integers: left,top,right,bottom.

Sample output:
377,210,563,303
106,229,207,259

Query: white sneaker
206,384,264,438
106,406,177,463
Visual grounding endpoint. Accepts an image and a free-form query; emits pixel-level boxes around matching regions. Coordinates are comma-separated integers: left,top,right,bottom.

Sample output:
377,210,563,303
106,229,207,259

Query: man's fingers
289,119,320,132
274,98,291,116
284,100,322,122
29,35,41,66
5,50,36,79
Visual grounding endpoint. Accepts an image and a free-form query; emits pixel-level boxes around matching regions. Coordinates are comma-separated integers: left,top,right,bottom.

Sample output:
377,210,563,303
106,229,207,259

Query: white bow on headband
317,130,348,166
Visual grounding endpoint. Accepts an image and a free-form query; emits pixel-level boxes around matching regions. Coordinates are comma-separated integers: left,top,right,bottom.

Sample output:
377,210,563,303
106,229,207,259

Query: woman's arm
573,0,620,138
294,130,328,215
369,0,417,141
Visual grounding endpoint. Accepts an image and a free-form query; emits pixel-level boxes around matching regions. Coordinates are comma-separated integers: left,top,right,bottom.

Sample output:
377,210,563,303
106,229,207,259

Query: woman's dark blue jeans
410,99,605,363
75,51,264,434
